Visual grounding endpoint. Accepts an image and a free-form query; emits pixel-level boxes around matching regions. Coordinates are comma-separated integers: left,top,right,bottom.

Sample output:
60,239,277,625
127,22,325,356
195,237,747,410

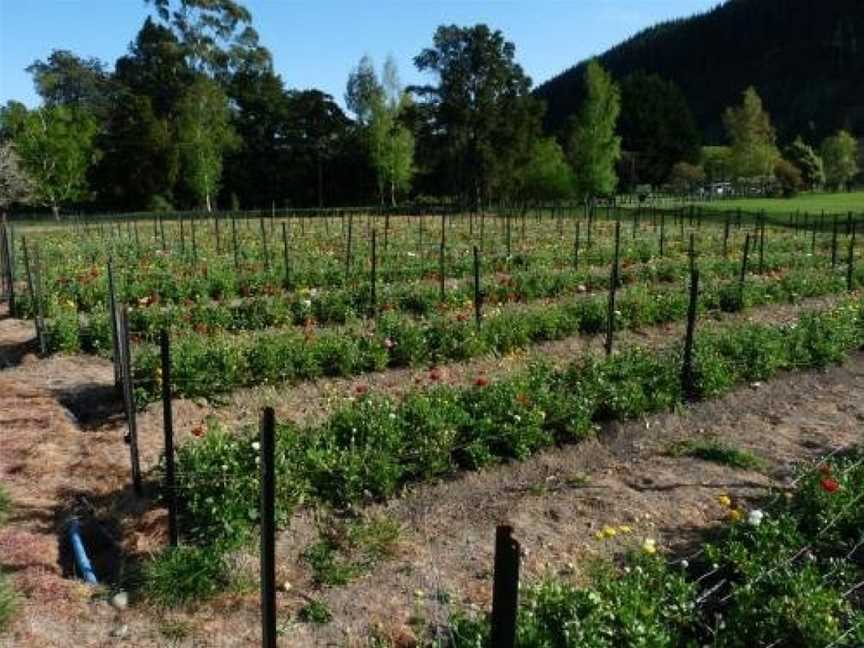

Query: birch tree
176,78,238,211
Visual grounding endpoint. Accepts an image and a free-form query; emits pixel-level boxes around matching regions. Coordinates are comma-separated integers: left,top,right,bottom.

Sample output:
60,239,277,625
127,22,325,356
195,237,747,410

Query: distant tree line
0,0,861,215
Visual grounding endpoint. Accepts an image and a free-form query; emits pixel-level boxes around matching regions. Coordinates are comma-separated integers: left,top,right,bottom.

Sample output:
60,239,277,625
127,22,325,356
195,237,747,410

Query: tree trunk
52,204,59,221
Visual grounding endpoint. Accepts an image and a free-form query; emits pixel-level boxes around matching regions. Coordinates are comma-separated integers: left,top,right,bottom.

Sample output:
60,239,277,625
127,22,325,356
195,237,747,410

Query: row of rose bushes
437,449,864,647
169,298,864,547
39,244,831,351
21,219,808,315
121,267,856,402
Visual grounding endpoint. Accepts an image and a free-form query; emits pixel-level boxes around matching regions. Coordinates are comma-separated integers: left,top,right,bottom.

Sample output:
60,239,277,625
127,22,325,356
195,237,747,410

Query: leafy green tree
619,72,700,186
669,161,705,194
701,146,733,182
175,78,238,211
820,130,859,191
26,50,111,116
283,89,351,207
784,137,824,190
369,57,415,206
93,91,179,209
345,55,382,127
518,137,574,201
0,142,32,209
723,87,779,180
1,103,98,217
413,24,541,206
144,0,271,78
566,60,622,199
223,69,291,208
773,158,803,197
114,17,195,118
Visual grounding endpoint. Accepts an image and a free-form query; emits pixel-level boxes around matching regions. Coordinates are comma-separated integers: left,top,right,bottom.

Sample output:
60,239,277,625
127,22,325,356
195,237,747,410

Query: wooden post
439,242,446,303
345,211,354,279
659,210,666,257
473,245,482,332
681,269,700,400
847,224,856,292
260,217,270,270
573,221,580,270
831,214,839,268
758,217,765,274
739,233,751,297
214,213,222,254
190,214,198,261
259,407,277,648
605,221,621,356
118,305,142,496
107,259,121,388
281,222,291,290
490,525,520,648
370,228,377,318
160,330,178,546
28,242,48,355
231,214,240,272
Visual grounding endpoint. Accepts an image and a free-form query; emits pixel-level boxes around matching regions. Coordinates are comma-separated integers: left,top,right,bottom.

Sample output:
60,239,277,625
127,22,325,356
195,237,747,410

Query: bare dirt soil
1,297,862,647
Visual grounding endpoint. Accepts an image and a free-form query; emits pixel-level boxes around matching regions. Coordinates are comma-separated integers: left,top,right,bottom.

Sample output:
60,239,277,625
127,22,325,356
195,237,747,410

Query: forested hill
535,0,864,143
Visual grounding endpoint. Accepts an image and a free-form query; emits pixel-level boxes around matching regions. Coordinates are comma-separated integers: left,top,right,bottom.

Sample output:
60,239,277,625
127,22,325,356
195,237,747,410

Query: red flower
821,478,840,493
429,367,442,382
191,425,205,438
354,384,368,396
474,376,489,387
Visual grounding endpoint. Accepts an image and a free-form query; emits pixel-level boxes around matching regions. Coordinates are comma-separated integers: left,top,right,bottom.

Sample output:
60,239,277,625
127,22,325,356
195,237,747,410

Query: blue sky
0,0,721,110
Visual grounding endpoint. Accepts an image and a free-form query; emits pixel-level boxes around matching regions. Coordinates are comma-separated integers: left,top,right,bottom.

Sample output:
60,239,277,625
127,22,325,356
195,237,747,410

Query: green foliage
518,137,574,200
619,71,701,186
669,161,705,193
785,137,825,190
567,60,621,199
141,544,229,607
0,572,16,632
175,77,239,211
367,57,415,206
723,87,779,180
668,437,765,470
0,486,11,525
438,450,864,647
298,599,332,624
303,515,400,586
169,298,864,549
413,24,543,205
0,103,99,213
821,130,859,191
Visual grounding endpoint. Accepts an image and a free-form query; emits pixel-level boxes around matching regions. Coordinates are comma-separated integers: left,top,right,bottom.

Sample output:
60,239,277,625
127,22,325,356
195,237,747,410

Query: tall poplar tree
566,60,622,199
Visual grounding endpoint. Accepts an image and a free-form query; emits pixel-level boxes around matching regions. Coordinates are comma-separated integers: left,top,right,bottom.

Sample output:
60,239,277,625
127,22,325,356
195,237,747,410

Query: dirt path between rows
1,297,862,646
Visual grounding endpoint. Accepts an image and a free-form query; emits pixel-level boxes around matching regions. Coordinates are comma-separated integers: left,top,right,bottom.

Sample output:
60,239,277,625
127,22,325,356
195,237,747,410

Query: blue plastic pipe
66,517,98,585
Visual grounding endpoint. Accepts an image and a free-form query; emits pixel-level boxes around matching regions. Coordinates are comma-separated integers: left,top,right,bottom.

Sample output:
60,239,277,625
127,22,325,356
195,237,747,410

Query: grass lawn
694,191,864,216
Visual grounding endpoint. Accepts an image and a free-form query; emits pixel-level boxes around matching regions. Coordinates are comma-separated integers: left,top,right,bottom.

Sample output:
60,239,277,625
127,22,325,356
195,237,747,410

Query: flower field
2,205,864,645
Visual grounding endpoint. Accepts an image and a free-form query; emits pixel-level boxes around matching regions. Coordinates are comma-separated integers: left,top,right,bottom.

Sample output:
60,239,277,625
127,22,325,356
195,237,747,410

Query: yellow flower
617,525,633,534
602,526,617,538
642,538,657,555
728,509,743,522
717,494,732,508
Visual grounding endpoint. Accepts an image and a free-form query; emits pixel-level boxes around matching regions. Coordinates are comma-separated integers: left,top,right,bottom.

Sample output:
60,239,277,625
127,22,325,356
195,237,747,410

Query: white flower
251,441,260,451
301,299,312,308
747,509,764,527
